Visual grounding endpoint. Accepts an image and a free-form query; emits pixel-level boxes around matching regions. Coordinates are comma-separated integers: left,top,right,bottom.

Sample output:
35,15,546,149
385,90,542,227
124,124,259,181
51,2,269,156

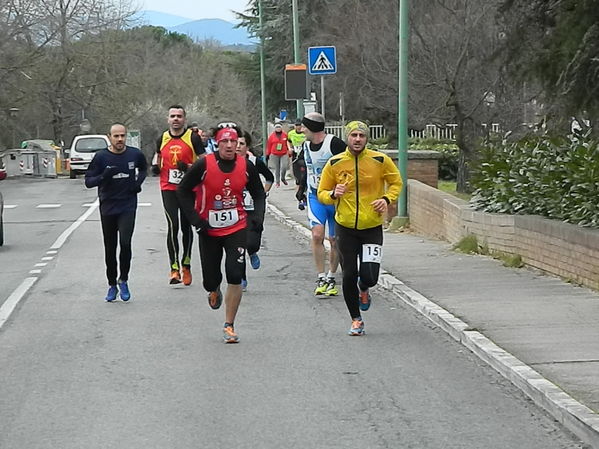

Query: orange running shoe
169,269,181,284
182,266,192,286
348,319,365,336
208,288,223,310
223,324,239,343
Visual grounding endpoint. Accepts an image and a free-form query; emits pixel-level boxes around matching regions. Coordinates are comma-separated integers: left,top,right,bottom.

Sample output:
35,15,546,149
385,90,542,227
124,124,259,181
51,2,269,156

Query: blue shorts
307,192,336,238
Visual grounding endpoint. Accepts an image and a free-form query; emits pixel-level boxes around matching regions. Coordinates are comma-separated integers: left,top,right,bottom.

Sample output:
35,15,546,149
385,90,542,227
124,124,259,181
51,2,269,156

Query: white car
69,134,110,179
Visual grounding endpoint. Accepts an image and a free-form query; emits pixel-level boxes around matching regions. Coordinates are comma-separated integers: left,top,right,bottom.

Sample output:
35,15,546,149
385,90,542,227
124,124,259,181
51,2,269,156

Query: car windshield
75,138,108,153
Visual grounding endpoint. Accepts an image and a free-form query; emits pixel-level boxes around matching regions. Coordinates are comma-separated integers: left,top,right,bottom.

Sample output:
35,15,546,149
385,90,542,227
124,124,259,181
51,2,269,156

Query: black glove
102,166,119,180
131,185,142,194
195,218,210,234
151,164,160,175
265,155,270,164
177,161,188,173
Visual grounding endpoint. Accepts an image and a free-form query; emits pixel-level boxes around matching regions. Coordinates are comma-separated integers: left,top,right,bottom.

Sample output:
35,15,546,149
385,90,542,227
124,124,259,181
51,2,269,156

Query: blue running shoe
119,281,131,301
249,253,261,270
348,319,365,336
359,288,371,311
223,324,239,343
241,278,248,292
105,285,118,302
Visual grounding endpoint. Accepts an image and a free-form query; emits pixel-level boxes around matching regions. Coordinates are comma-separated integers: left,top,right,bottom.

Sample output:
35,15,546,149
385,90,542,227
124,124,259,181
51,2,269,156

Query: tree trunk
455,117,477,193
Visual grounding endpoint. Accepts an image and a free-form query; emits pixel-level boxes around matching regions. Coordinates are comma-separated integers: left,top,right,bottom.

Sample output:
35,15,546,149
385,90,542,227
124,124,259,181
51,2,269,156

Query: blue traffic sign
308,46,337,75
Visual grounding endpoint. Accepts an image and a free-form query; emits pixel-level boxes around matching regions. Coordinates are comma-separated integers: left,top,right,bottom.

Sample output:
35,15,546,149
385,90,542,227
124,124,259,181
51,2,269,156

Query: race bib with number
168,168,184,184
242,190,254,211
208,209,240,228
308,174,321,189
362,244,383,264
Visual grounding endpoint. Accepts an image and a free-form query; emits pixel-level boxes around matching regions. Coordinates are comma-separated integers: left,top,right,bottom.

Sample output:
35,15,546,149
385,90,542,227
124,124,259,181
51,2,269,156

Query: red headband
216,127,238,143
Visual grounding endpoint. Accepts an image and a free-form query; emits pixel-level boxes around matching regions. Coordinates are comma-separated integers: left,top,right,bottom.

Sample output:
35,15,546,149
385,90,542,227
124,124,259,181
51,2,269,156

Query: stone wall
381,150,440,188
408,179,599,289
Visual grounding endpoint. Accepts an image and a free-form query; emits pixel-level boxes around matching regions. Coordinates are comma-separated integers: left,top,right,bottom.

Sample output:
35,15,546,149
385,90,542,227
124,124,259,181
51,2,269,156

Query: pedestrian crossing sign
308,46,337,75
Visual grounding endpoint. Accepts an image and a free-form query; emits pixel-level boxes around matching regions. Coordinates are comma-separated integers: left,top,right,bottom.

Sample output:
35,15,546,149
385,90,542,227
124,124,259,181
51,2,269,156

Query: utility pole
397,0,409,222
258,0,268,155
291,0,304,119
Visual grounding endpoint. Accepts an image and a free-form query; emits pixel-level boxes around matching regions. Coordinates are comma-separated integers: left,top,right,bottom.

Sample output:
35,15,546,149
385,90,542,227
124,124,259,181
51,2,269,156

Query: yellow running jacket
317,147,403,230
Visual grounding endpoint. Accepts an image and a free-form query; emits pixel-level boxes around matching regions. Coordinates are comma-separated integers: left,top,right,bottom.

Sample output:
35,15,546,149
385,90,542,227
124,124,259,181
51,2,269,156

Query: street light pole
258,0,268,155
397,0,409,220
291,0,304,119
9,107,20,149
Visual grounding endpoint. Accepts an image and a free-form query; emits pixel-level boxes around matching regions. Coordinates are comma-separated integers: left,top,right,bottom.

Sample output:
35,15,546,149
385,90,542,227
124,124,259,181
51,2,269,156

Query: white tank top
304,134,334,194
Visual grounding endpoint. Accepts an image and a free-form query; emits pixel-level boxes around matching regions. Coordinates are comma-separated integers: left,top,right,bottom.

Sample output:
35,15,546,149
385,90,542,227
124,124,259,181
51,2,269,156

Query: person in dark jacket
85,123,147,302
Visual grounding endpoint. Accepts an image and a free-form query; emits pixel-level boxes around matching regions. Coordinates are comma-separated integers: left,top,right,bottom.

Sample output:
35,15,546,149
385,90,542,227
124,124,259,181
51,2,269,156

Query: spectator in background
190,122,202,137
201,129,217,154
287,119,307,194
266,123,289,187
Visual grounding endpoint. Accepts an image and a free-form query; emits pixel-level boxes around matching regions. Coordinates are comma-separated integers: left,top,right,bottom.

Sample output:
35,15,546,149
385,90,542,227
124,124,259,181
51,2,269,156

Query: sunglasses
217,122,237,129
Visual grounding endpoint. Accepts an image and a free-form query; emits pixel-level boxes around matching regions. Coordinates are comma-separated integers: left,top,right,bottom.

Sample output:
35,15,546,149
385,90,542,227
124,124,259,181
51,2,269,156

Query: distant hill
133,11,256,49
132,10,194,28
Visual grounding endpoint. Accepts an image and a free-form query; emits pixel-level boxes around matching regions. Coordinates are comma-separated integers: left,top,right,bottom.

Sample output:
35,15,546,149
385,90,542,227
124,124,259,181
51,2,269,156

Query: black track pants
100,210,136,285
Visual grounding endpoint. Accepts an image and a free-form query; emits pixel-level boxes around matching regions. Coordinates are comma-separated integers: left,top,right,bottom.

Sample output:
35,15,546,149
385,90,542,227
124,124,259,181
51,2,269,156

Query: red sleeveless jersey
159,129,197,191
195,154,248,237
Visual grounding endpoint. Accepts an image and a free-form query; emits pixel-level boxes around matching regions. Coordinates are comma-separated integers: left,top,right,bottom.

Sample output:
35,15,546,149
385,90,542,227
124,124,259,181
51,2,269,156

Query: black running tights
100,210,136,285
335,223,383,319
199,228,247,291
162,189,193,270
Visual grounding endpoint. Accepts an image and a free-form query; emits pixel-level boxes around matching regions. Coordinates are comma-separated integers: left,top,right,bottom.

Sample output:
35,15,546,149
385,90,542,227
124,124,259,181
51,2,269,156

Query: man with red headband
178,125,266,343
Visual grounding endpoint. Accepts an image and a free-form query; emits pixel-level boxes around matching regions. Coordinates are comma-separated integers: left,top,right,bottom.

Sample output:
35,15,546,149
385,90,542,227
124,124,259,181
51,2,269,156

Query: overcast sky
140,0,251,21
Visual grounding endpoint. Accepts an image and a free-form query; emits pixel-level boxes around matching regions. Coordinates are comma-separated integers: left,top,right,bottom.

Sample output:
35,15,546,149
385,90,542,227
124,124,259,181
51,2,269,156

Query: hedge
471,133,599,227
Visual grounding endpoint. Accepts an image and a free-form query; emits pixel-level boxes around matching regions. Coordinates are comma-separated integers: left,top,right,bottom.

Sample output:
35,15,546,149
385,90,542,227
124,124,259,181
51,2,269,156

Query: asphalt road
0,177,588,448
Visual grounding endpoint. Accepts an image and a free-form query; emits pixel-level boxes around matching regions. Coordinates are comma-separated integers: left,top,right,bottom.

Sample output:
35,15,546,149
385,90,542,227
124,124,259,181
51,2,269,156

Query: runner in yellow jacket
317,120,403,335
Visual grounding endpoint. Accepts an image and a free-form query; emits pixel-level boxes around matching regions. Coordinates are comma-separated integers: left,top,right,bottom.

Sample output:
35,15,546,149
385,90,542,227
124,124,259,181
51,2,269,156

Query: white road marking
139,202,152,207
1,199,100,331
4,204,17,209
50,198,99,250
82,203,96,207
0,278,38,329
37,204,61,209
35,263,47,267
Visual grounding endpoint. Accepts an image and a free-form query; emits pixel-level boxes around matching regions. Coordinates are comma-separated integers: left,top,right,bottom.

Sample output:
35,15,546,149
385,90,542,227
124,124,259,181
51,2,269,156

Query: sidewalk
266,182,599,448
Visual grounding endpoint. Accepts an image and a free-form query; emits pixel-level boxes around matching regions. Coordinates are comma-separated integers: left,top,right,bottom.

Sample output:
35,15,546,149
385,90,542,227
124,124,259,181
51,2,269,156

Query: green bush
409,138,459,180
471,133,599,227
369,135,390,150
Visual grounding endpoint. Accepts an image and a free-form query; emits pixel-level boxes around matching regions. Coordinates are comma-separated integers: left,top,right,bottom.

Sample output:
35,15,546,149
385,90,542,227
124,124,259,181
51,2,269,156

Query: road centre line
1,199,100,331
0,278,38,330
50,199,99,250
37,204,61,208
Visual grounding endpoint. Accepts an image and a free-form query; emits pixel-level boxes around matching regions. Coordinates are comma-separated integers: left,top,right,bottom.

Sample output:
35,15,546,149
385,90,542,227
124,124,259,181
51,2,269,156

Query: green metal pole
397,0,409,218
258,0,268,155
291,0,304,118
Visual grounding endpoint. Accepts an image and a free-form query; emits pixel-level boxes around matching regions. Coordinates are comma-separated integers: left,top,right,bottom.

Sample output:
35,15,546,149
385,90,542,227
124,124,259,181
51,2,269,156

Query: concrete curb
268,203,599,449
